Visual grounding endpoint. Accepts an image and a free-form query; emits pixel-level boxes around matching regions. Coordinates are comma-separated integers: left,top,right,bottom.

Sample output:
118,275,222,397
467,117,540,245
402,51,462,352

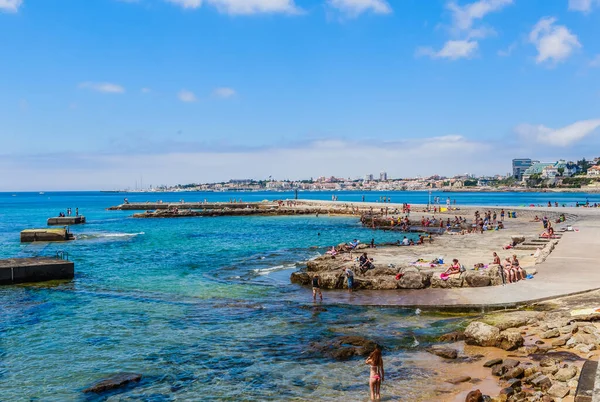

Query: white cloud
141,87,152,94
529,17,581,64
178,90,197,102
78,82,125,94
568,0,600,13
166,0,202,9
0,0,22,12
213,87,236,98
590,54,600,67
417,40,478,60
0,136,492,190
447,0,513,31
516,119,600,147
208,0,299,15
165,0,300,14
497,42,516,57
327,0,392,16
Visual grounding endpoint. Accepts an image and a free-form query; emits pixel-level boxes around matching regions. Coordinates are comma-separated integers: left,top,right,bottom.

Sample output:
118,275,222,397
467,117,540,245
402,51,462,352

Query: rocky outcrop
83,373,142,393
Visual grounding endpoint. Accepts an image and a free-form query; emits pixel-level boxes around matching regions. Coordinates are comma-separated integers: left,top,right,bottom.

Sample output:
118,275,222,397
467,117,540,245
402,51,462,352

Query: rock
464,322,501,347
397,270,427,289
491,364,505,377
535,340,545,345
501,367,524,380
567,379,578,388
547,383,569,398
559,325,575,334
311,335,379,360
439,331,465,342
530,374,552,391
484,358,503,367
427,346,458,359
574,344,596,354
290,272,311,285
518,345,539,355
523,372,542,384
523,366,540,379
464,272,491,287
481,311,541,331
511,235,526,244
507,379,522,389
446,375,471,384
540,329,560,339
551,337,568,347
582,325,599,335
499,387,515,398
465,389,484,402
498,329,524,351
540,357,559,367
503,359,520,369
541,365,559,376
554,365,577,381
83,373,142,393
571,332,599,346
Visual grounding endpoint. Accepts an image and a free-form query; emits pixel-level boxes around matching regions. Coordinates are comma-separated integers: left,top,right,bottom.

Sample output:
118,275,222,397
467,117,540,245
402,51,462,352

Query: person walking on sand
312,274,322,302
366,347,384,401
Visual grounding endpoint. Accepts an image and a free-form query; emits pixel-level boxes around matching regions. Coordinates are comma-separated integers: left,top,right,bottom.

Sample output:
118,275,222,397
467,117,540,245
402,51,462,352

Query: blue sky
1,0,599,190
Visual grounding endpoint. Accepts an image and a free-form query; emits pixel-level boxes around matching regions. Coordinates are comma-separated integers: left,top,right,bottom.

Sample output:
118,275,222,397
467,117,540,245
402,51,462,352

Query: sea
1,190,598,401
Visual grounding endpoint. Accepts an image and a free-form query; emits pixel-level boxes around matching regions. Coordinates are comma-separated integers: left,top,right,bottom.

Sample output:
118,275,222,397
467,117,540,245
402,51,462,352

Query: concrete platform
0,257,75,285
316,207,600,311
47,216,86,225
20,228,75,243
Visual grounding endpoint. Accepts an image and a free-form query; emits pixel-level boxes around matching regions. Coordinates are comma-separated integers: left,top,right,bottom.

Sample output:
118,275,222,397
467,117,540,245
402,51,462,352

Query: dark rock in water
438,331,465,342
299,305,328,312
483,358,502,367
499,387,515,398
83,373,142,393
310,335,380,361
446,375,471,384
427,346,458,359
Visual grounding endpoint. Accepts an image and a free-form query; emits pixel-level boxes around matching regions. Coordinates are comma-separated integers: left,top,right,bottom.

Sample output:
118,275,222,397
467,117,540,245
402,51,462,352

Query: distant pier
0,257,74,285
47,216,86,226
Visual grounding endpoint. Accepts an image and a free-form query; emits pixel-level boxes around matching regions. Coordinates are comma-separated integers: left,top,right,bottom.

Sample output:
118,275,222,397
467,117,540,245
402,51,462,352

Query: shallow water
0,190,596,400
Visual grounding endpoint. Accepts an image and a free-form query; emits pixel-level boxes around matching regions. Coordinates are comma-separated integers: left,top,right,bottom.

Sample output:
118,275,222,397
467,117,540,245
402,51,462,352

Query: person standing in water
366,347,384,400
312,274,322,302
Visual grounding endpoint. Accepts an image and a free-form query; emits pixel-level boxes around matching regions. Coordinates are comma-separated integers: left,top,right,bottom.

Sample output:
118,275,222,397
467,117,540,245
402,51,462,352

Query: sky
1,0,600,190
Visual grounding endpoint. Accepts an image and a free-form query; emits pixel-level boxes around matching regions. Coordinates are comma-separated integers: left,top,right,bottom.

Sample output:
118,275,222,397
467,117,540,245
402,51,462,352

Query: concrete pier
47,216,86,225
0,257,74,285
21,228,75,243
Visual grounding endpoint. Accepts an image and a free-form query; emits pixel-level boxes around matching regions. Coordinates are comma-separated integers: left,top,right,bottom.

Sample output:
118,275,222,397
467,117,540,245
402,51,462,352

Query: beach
1,191,600,401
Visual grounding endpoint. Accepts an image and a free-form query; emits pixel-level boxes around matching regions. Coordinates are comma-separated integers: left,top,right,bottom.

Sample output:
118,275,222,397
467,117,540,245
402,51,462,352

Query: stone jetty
0,257,74,285
20,228,75,243
47,216,86,225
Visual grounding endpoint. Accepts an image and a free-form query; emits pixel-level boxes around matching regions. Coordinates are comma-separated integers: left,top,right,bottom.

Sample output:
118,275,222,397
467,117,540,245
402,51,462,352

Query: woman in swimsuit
503,257,515,283
512,255,524,281
365,347,384,401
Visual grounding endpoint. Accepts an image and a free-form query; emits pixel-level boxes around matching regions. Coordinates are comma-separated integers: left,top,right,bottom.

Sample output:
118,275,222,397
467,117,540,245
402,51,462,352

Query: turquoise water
0,191,597,400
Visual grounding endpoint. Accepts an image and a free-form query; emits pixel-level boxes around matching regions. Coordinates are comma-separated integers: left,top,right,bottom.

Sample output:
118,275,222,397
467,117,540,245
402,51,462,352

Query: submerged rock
83,373,142,393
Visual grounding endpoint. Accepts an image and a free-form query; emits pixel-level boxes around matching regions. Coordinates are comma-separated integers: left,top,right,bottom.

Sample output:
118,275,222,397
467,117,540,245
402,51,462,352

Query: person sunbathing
440,259,461,280
512,255,524,280
359,253,374,274
326,246,338,256
503,258,515,283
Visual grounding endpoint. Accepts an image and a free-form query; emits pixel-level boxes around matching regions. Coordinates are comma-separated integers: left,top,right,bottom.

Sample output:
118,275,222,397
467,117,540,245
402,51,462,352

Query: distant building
588,166,600,177
512,159,533,180
379,172,388,181
522,162,553,182
365,174,374,182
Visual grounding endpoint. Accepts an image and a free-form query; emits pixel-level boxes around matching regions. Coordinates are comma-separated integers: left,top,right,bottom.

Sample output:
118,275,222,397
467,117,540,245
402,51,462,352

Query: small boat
39,192,45,195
